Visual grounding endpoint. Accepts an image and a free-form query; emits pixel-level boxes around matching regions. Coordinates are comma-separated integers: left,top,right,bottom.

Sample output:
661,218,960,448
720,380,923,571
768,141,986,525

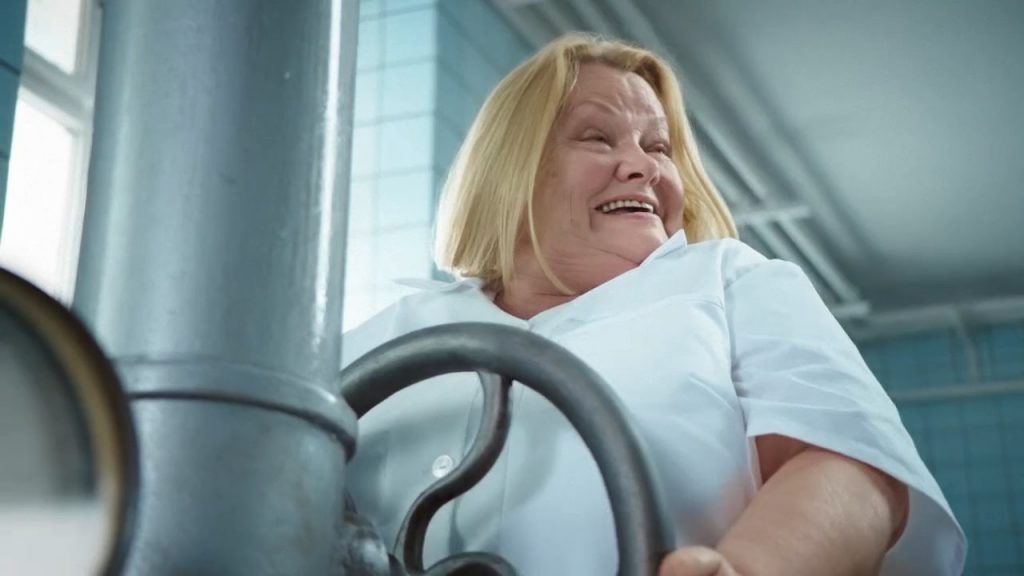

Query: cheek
565,158,613,214
547,157,611,225
533,169,578,238
659,175,686,232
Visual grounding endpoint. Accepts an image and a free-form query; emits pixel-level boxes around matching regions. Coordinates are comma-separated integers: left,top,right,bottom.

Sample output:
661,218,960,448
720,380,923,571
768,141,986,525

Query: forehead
563,62,665,119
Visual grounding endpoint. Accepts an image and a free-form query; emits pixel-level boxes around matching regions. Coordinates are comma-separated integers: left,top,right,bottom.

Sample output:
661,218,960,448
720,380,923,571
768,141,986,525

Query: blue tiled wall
860,321,1024,574
345,0,441,327
978,323,1024,382
0,0,28,232
344,0,531,329
860,330,971,391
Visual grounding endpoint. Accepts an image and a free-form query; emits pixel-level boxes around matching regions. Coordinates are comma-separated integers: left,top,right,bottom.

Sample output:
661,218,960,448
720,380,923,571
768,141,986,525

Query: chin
615,235,666,264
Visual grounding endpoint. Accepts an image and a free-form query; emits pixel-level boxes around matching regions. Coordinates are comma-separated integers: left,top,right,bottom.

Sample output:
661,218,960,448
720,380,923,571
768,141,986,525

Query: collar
392,231,688,294
643,229,688,263
391,276,484,293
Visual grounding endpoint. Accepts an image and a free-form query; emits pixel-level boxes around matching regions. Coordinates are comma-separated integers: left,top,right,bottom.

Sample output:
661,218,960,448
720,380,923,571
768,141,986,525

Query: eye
647,141,672,156
581,131,611,145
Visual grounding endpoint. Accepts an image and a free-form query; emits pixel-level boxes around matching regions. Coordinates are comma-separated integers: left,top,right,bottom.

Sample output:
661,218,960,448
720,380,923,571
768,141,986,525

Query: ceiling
492,0,1024,338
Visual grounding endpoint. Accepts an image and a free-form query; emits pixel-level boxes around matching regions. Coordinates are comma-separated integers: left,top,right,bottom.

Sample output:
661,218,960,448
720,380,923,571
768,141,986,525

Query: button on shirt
341,232,966,575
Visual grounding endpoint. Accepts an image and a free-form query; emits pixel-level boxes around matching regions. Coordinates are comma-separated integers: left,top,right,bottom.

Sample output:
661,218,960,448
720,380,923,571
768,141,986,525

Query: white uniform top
341,232,966,575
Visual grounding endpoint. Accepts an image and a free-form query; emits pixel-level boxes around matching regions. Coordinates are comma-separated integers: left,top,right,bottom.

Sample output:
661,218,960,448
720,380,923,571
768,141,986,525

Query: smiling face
526,62,685,292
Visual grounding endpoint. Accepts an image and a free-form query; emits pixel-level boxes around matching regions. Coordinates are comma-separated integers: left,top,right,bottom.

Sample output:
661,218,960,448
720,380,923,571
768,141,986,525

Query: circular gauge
0,268,137,575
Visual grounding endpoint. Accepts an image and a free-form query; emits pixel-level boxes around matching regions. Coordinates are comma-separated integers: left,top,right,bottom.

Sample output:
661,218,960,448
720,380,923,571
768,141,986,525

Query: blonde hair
434,33,736,291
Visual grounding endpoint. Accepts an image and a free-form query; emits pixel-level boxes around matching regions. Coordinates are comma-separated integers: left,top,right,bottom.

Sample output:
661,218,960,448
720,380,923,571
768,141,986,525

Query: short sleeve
726,256,966,576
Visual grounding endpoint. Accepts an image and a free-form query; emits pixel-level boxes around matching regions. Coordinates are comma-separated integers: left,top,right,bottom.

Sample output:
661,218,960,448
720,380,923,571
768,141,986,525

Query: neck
493,253,577,320
494,243,652,319
494,281,575,320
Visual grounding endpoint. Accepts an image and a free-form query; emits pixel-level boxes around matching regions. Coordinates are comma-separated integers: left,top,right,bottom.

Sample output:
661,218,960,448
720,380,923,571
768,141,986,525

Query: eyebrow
566,100,668,131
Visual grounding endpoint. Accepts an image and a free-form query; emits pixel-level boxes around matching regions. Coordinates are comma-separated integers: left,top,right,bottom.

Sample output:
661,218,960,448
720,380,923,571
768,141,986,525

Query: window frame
6,0,102,301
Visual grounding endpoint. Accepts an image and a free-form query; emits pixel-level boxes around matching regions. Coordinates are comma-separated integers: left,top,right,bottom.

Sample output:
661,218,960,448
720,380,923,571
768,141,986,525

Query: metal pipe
779,218,861,304
732,202,812,227
73,1,359,573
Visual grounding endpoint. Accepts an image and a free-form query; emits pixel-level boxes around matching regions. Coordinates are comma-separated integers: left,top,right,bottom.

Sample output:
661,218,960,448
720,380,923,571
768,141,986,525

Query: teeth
598,199,655,214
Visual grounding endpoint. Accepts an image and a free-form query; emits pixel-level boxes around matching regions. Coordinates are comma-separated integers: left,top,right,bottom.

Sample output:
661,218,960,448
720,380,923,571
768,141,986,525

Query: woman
342,34,965,575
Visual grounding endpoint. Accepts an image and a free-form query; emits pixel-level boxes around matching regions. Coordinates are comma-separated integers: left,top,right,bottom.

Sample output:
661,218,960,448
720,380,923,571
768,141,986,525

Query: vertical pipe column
74,1,359,573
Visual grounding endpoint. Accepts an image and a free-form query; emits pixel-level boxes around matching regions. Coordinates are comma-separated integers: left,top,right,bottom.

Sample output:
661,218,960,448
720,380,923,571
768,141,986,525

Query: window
0,0,100,302
25,0,84,75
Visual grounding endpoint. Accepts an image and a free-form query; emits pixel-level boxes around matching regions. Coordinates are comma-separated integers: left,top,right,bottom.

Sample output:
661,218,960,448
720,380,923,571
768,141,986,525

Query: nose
614,142,660,185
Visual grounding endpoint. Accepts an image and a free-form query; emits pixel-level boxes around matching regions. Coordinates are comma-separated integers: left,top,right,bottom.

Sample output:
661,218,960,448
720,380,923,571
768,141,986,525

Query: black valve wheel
336,322,674,576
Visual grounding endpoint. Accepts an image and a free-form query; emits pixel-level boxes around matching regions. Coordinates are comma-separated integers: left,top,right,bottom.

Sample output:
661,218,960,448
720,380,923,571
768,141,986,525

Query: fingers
658,546,741,576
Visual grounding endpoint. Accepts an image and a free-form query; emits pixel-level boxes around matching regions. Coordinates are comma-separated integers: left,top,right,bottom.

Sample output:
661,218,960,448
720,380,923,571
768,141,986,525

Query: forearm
717,446,909,576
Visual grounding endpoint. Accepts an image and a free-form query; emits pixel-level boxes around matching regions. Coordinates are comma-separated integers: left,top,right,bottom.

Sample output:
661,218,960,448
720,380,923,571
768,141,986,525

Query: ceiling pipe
849,295,1024,341
732,203,812,227
698,124,851,306
779,219,861,304
951,309,982,385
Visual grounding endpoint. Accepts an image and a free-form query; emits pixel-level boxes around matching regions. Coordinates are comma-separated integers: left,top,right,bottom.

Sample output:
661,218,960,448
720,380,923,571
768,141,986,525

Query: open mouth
596,199,656,216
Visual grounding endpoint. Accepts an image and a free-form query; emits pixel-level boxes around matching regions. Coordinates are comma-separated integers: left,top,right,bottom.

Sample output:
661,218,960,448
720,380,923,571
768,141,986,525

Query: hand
658,546,743,576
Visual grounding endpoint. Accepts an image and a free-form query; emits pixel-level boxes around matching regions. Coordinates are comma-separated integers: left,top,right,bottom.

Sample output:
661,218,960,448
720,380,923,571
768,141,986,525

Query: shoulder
684,237,765,269
651,237,777,290
341,278,484,367
690,238,816,292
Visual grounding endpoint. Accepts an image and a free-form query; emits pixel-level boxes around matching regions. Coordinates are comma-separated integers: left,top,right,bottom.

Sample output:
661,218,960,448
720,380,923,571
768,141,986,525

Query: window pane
0,96,78,301
25,0,83,74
